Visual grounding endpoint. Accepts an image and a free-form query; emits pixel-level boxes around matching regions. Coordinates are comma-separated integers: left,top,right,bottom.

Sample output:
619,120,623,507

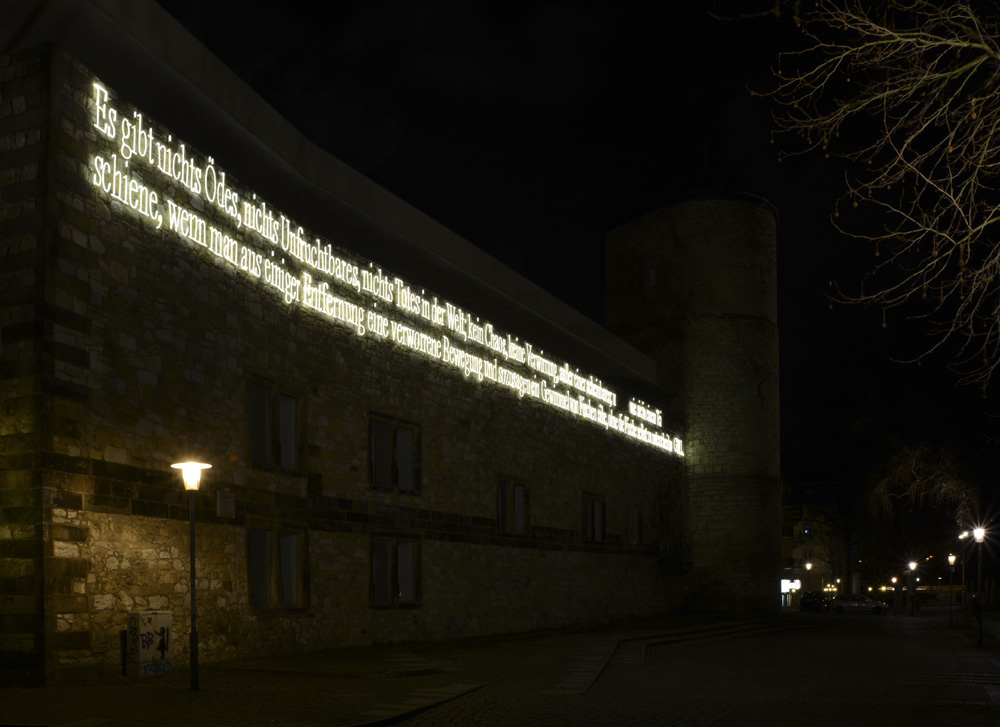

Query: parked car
830,593,887,615
799,591,830,612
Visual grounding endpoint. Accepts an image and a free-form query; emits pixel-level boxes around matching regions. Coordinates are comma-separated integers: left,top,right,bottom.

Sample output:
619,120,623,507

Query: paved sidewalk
0,614,769,726
2,610,998,726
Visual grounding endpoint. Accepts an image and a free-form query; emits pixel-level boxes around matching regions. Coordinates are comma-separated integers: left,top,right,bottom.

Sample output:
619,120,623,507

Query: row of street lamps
801,526,988,646
910,527,987,644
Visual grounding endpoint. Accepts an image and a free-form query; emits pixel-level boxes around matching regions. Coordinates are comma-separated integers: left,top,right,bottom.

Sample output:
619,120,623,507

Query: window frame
369,413,421,494
582,493,605,544
497,479,528,536
624,504,642,549
370,535,422,609
248,378,303,473
246,520,308,612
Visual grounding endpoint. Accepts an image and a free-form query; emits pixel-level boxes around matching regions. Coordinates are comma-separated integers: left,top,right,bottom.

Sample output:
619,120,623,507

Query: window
369,415,420,492
371,537,420,607
659,507,671,554
247,524,306,610
497,480,527,535
625,505,642,548
249,381,300,471
582,494,604,543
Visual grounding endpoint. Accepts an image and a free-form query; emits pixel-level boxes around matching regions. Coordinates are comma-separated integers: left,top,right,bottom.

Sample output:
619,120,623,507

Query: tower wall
606,195,780,615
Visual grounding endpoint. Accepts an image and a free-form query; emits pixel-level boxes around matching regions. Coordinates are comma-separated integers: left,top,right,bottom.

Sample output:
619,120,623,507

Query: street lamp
171,461,211,690
948,553,957,628
908,562,918,616
959,531,970,607
974,527,986,647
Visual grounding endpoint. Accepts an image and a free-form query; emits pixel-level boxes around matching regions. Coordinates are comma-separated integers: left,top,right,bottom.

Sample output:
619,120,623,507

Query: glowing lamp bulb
172,462,211,490
948,554,956,566
974,527,986,543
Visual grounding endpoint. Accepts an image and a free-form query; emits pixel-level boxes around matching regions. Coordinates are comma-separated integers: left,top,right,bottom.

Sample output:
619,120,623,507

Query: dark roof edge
1,0,665,391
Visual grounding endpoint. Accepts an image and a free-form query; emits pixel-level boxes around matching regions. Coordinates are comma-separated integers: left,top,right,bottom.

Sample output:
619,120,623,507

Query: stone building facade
606,198,781,612
0,0,778,686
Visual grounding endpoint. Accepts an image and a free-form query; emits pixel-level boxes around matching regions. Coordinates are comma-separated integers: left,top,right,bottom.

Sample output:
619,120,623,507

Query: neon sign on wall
88,82,683,456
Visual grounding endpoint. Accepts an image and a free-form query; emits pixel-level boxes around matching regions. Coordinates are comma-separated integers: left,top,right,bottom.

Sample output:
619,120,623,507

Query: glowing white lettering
91,153,162,228
85,79,683,456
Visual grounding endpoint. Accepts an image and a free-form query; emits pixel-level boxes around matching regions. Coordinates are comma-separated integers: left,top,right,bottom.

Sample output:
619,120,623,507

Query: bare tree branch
869,444,978,525
763,1,1000,390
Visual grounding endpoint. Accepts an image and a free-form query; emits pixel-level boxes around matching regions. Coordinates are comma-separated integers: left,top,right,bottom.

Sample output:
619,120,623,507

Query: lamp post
948,554,956,628
171,461,211,690
959,531,970,608
974,527,985,647
908,561,918,616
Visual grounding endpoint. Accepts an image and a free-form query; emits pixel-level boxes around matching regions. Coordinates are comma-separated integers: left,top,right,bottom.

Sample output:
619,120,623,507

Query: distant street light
908,562,918,616
948,554,957,628
171,461,211,690
960,531,970,607
974,527,986,646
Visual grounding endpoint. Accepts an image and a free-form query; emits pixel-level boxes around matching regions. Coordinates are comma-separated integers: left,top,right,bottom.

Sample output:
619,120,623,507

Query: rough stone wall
2,46,686,684
606,196,780,615
1,46,52,686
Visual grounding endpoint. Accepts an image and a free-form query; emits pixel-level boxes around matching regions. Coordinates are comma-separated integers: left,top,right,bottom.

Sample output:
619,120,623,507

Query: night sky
156,1,998,499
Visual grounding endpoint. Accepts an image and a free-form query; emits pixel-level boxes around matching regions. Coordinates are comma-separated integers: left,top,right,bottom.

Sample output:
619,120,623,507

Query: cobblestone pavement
3,610,999,726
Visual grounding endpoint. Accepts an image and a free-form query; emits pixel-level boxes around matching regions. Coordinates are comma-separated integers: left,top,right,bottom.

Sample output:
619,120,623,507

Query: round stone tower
605,194,780,615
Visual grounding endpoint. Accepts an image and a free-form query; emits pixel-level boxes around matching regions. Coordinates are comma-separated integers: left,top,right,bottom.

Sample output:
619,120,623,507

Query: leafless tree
766,1,1000,391
869,444,978,527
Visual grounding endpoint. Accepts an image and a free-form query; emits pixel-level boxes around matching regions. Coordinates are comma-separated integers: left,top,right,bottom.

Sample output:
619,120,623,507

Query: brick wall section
606,197,780,615
3,46,687,682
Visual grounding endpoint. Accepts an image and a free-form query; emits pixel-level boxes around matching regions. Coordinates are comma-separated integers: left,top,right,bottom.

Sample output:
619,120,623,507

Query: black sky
156,0,998,491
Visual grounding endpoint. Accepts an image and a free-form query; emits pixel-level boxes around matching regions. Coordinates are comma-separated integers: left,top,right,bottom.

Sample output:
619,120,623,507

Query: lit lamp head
948,554,956,566
171,462,211,491
804,562,813,571
909,561,917,571
974,527,986,543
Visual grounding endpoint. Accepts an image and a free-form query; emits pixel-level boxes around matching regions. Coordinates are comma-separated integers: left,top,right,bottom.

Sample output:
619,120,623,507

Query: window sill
370,602,422,610
250,463,305,477
249,606,310,616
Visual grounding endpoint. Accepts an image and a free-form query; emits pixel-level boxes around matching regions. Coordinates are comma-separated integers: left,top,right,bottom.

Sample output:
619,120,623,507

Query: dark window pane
278,394,297,470
370,420,391,489
250,383,270,466
398,541,415,603
396,426,414,491
278,532,299,608
498,481,509,533
513,484,525,535
660,509,672,554
372,539,391,604
248,528,270,608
